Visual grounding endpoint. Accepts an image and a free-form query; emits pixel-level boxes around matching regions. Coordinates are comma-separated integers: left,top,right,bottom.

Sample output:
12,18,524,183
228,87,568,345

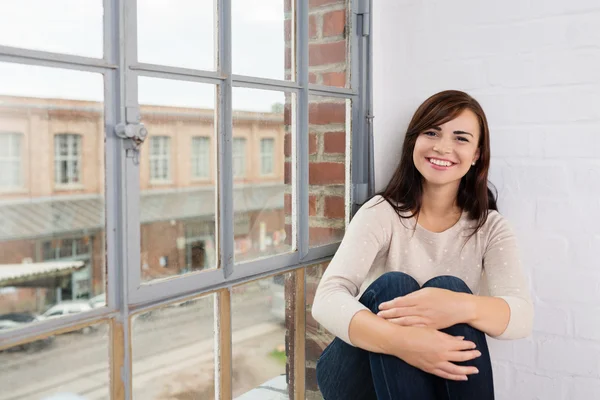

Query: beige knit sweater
312,195,534,345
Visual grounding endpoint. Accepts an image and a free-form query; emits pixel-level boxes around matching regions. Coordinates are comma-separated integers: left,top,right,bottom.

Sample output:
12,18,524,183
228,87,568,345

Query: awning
0,261,85,287
0,184,285,241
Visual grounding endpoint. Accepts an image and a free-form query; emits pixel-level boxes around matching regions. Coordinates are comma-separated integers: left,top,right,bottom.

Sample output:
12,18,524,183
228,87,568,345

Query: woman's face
412,109,481,188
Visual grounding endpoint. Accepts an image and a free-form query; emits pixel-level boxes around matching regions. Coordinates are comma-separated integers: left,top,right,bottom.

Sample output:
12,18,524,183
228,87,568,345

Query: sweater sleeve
483,212,534,340
311,195,393,345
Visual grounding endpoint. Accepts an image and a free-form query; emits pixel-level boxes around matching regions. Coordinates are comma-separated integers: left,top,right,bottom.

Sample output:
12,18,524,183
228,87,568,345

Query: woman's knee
423,275,472,294
360,272,420,309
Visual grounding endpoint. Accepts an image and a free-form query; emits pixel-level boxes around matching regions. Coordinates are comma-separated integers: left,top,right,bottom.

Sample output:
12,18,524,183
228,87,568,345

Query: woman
312,90,533,400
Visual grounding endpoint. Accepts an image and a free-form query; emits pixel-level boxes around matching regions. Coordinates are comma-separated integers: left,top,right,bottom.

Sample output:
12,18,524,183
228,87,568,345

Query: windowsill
0,187,28,194
191,177,212,183
149,180,173,186
54,184,85,191
234,375,288,400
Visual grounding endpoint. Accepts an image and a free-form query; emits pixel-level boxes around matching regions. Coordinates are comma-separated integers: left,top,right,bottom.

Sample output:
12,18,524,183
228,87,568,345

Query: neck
420,182,461,218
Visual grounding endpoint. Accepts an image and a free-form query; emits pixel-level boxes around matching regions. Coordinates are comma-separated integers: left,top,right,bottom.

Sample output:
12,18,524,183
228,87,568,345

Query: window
260,138,275,175
0,0,365,398
54,134,81,186
149,136,171,182
191,137,210,179
0,132,22,189
232,137,246,178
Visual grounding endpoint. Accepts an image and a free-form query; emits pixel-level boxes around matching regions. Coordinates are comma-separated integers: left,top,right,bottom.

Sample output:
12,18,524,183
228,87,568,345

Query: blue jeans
316,272,494,400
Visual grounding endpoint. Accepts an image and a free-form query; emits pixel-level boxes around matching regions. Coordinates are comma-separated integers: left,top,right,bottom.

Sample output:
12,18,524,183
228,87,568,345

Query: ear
473,148,481,164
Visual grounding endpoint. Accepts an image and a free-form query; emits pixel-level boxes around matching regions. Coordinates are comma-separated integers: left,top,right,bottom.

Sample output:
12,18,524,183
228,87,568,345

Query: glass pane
0,1,103,58
0,322,109,398
308,0,350,88
0,62,106,325
232,89,293,263
138,77,217,281
305,262,332,400
138,0,215,71
233,0,292,81
132,295,214,399
232,272,292,398
308,96,349,247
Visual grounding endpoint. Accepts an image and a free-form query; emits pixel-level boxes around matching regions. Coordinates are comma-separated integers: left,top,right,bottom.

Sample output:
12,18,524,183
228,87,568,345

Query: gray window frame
0,0,373,398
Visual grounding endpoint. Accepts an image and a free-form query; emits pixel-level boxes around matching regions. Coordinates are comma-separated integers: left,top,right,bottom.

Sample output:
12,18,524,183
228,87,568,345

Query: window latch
114,122,148,150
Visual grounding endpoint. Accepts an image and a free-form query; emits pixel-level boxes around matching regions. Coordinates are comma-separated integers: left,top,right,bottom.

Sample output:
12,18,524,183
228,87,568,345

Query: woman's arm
457,293,510,337
349,310,482,381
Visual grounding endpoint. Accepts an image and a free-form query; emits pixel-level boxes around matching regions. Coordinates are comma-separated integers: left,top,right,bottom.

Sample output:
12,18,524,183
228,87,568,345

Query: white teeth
429,158,452,167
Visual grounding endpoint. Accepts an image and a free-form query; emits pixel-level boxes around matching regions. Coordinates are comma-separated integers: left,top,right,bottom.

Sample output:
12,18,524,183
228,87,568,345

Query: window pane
132,295,215,399
138,0,215,71
308,0,350,88
138,77,217,281
0,133,22,188
0,1,103,58
232,272,292,398
0,322,109,398
308,96,349,247
233,89,293,264
305,263,333,399
233,0,292,81
149,136,171,182
0,62,106,325
192,137,211,179
54,134,82,186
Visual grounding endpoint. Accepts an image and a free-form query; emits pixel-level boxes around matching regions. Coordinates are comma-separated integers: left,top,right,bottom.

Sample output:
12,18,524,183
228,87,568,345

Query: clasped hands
377,287,471,330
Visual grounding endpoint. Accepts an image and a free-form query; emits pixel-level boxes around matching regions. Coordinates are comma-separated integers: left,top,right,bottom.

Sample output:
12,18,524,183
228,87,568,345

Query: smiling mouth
427,157,455,167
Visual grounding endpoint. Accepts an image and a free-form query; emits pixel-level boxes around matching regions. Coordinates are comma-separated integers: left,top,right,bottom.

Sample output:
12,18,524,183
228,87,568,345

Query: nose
433,143,452,154
433,136,454,154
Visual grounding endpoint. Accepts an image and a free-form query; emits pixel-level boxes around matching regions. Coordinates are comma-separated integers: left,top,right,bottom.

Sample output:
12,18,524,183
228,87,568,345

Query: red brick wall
284,0,350,398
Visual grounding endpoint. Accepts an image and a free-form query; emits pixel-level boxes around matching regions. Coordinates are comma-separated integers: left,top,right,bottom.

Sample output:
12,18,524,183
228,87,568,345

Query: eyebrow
432,126,474,137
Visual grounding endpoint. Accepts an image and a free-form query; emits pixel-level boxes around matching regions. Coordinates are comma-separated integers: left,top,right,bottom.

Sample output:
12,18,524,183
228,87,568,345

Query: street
0,283,289,400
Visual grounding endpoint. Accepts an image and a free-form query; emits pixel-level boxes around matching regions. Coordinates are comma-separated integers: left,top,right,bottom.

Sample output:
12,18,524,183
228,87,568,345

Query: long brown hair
372,90,497,237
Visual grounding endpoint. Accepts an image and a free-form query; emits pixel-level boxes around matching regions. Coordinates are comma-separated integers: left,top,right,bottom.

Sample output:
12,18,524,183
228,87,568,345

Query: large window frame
0,0,373,398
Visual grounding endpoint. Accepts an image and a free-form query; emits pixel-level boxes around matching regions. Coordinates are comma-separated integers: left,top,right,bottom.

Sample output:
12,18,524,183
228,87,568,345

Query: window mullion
216,0,234,398
296,0,309,260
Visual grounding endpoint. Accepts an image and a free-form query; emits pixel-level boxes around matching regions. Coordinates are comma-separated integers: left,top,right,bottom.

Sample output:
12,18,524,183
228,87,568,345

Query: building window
191,137,210,179
42,237,92,261
54,134,82,186
150,136,171,182
260,138,275,175
232,137,246,178
0,132,22,189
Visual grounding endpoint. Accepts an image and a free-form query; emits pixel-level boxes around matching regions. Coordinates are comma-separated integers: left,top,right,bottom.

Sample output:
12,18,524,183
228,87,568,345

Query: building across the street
0,95,288,314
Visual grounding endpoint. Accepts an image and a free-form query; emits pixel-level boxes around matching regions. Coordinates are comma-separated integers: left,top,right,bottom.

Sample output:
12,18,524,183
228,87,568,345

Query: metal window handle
114,122,148,149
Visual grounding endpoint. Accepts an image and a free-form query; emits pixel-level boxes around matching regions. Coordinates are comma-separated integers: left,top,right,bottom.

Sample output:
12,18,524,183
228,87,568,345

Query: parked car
40,301,96,334
88,293,106,308
0,319,55,352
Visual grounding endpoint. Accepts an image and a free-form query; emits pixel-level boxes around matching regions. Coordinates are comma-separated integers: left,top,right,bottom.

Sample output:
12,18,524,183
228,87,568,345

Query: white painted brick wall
374,1,600,398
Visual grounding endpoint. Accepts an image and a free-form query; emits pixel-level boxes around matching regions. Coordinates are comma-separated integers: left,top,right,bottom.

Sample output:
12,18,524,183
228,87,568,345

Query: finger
452,340,477,351
439,361,479,377
431,369,468,381
447,350,482,362
377,307,417,319
378,296,411,310
387,316,430,327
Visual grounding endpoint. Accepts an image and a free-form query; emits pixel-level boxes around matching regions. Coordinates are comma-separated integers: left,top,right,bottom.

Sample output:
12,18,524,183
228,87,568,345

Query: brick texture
285,1,350,396
374,1,600,399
